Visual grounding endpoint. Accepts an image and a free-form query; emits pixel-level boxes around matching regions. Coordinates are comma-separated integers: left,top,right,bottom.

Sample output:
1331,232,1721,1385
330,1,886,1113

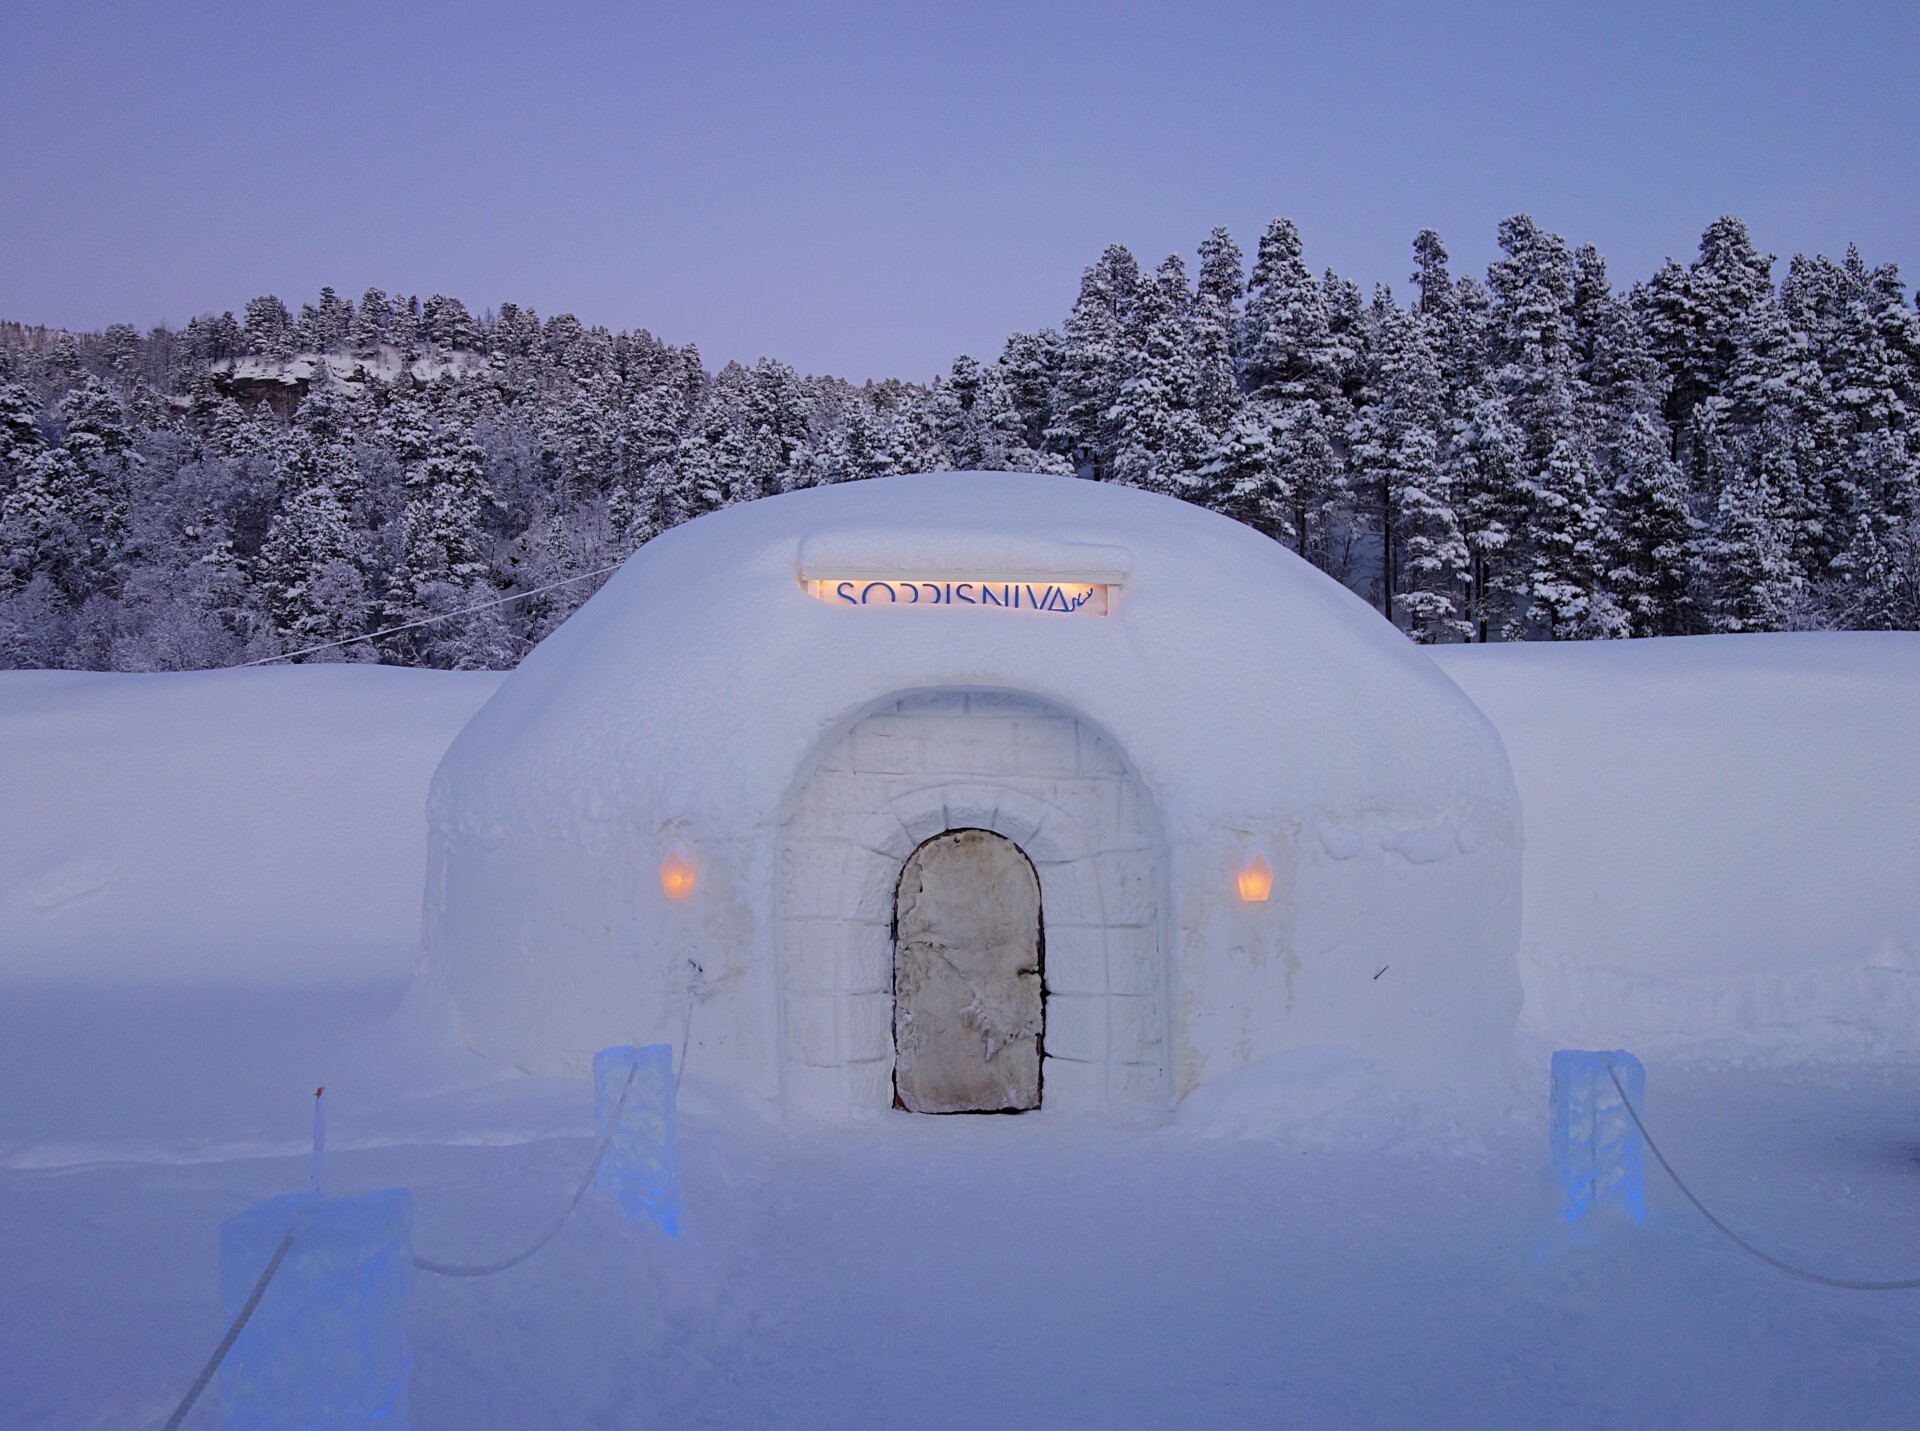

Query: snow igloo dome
425,472,1522,1120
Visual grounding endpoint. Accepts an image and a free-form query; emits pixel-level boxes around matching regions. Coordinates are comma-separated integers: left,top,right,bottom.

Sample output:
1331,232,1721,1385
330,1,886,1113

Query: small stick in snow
309,1087,326,1196
1373,966,1388,979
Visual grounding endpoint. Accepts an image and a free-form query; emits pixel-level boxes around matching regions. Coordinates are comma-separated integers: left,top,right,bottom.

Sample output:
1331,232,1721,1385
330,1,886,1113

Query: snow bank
1435,633,1920,1059
0,666,500,984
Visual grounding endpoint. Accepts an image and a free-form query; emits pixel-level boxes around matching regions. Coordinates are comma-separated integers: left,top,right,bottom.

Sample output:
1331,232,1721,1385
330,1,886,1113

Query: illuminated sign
804,577,1113,615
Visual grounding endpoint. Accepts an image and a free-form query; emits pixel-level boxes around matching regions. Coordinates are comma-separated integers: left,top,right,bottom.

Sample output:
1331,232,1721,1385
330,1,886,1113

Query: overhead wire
236,560,626,668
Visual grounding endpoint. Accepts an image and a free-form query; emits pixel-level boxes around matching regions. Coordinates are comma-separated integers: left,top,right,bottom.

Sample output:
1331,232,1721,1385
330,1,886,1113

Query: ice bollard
217,1188,413,1430
1550,1050,1646,1226
594,1044,680,1235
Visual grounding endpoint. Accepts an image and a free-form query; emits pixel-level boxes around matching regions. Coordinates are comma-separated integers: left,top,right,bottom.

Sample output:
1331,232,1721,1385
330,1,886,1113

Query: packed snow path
3,987,1917,1429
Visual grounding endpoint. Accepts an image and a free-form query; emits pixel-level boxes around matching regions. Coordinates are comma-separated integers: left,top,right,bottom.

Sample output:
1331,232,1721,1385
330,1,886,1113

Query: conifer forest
2,214,1916,670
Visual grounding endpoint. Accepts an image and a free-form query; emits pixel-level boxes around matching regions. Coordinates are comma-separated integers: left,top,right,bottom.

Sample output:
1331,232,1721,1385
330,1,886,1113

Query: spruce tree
1196,403,1290,542
0,380,46,507
349,289,393,355
1350,297,1465,636
1240,219,1350,565
1111,255,1203,495
1049,245,1139,477
422,294,482,353
1705,426,1803,632
1192,227,1245,436
242,296,295,358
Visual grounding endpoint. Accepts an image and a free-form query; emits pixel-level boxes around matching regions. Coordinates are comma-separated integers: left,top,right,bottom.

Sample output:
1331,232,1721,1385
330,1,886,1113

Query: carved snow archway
777,689,1167,1119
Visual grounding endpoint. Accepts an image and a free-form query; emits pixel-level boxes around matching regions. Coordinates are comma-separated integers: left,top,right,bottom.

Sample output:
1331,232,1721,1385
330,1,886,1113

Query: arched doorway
893,829,1043,1113
776,688,1168,1120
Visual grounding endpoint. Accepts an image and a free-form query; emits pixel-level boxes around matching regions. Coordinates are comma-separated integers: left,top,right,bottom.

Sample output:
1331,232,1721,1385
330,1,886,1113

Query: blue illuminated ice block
1550,1049,1646,1225
594,1043,679,1235
217,1187,413,1430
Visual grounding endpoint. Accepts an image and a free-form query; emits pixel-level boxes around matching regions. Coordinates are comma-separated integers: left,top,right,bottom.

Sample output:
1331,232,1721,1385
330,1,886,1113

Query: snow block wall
1438,634,1920,1060
218,1188,414,1430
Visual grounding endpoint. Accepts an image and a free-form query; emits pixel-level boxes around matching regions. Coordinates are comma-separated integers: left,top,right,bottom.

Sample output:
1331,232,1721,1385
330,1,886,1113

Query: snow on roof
434,471,1514,839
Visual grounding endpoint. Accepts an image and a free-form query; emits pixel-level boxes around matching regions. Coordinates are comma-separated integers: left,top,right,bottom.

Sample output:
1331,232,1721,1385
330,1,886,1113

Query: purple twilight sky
2,1,1914,382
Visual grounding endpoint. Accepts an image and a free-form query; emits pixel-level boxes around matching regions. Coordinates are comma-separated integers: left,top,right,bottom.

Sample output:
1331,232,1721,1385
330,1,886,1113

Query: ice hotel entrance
779,685,1165,1117
426,471,1525,1122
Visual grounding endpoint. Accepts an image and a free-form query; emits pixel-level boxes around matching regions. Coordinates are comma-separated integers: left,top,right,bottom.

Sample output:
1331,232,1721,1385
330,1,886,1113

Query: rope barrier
237,560,626,668
411,1056,640,1278
157,984,703,1423
418,963,700,1276
159,1210,311,1431
1605,1061,1920,1292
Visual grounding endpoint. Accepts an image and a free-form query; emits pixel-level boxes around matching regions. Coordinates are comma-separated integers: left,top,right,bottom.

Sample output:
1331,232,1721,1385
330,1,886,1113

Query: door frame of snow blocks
1550,1050,1646,1227
217,1187,413,1430
594,1043,680,1235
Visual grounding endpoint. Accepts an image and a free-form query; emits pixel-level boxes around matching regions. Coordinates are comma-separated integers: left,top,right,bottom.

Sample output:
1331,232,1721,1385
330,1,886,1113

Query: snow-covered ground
3,636,1918,1427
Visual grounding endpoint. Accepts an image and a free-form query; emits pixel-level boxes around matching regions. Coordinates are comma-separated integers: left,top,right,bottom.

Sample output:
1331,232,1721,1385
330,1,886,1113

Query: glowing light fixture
1236,851,1274,903
659,843,697,901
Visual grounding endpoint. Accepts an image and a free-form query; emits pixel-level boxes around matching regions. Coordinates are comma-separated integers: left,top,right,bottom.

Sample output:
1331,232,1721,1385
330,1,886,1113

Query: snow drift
0,666,500,983
1436,633,1920,1059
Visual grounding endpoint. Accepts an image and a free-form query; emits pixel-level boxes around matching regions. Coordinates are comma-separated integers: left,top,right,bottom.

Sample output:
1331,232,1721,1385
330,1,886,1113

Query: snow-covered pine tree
1486,215,1628,636
1528,436,1627,639
0,379,45,508
995,329,1063,456
421,295,482,355
350,289,393,356
54,375,137,570
1581,268,1700,635
0,448,89,597
549,373,621,505
1111,255,1203,496
255,477,368,654
814,397,890,486
743,358,812,494
1192,227,1245,439
1241,218,1337,405
1830,430,1920,629
389,295,422,358
1350,295,1466,638
1193,403,1287,540
242,296,295,359
1239,219,1352,566
301,287,355,353
1606,409,1698,635
1447,389,1529,641
1049,245,1139,477
384,426,491,660
1704,421,1804,631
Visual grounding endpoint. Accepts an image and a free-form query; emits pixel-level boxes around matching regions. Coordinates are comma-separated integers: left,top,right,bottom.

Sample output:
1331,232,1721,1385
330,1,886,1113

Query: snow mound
428,472,1523,1106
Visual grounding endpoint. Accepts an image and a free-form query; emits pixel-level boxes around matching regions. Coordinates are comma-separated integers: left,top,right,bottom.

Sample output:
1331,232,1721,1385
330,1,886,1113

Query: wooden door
893,829,1043,1113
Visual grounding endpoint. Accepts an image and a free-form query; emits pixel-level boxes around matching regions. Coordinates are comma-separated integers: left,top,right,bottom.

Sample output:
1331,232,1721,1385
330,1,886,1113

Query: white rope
1606,1061,1920,1292
237,560,625,667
